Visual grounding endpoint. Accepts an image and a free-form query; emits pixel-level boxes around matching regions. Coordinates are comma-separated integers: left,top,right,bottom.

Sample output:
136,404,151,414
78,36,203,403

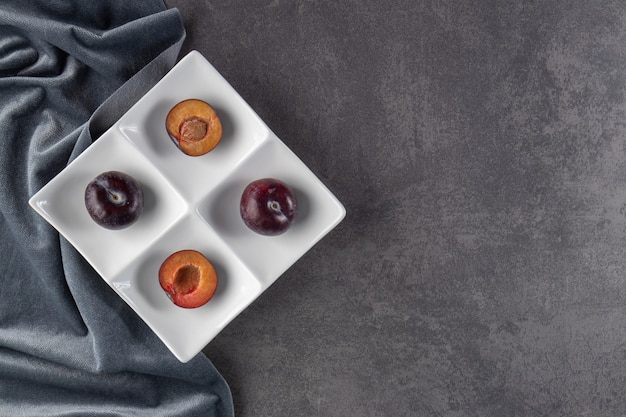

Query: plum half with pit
240,178,297,236
84,171,144,230
165,99,222,156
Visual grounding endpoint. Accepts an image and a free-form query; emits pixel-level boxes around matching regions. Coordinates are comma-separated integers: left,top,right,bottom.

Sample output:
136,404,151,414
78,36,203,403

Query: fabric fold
0,1,234,416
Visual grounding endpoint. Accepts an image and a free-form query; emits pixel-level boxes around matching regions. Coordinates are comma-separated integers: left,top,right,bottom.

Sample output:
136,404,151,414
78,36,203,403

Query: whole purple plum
84,171,144,230
240,178,297,236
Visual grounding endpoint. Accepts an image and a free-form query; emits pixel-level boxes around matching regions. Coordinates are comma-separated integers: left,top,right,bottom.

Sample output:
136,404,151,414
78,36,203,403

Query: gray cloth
0,1,234,416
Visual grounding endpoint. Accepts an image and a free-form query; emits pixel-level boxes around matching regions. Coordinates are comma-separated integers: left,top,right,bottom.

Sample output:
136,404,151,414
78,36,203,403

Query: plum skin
240,178,297,236
84,171,144,230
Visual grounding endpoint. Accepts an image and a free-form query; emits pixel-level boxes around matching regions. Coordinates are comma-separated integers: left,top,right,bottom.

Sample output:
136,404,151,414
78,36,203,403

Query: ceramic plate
29,51,346,362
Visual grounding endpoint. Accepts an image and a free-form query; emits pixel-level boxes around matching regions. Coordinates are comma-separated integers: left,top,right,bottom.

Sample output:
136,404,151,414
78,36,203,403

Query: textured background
167,1,626,416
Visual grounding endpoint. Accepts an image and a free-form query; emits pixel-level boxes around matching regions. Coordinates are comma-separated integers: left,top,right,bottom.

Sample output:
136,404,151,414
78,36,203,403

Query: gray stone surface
168,1,626,415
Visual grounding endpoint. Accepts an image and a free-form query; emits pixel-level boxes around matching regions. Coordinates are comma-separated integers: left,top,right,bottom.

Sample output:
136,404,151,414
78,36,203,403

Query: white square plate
29,51,346,362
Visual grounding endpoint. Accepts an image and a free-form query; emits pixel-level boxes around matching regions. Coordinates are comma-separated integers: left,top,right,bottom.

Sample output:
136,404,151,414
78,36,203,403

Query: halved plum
158,249,218,308
165,99,222,156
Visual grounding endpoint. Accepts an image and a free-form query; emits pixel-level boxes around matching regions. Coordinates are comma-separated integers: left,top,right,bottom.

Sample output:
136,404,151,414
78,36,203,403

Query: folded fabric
0,1,234,416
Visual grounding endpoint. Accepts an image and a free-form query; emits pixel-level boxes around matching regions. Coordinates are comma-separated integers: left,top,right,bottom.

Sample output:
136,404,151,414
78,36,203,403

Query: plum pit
180,117,208,142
